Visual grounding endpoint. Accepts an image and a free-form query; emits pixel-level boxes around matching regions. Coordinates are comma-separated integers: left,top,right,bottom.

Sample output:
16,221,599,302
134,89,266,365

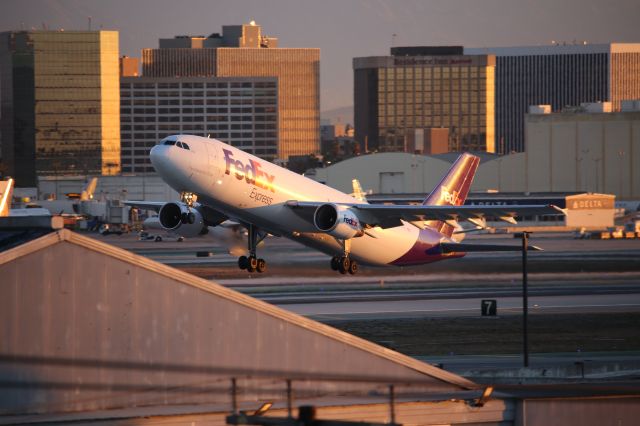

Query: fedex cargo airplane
131,135,562,274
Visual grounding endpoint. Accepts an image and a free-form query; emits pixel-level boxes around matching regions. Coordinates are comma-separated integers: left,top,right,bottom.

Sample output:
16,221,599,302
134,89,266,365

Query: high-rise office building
120,76,278,173
354,47,495,154
141,23,319,160
466,43,640,153
0,30,120,186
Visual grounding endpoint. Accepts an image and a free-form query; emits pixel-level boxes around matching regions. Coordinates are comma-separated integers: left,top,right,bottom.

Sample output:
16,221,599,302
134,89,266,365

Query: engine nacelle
313,203,363,240
158,202,207,238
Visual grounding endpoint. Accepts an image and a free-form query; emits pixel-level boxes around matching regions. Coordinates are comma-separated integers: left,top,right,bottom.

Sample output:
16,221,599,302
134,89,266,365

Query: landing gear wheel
348,259,358,275
238,255,249,270
330,256,340,271
256,258,267,273
155,235,162,242
338,256,350,274
247,255,258,273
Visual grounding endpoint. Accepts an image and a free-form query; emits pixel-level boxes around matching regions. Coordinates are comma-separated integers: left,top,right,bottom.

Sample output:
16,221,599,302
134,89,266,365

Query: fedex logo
223,149,276,193
440,186,461,205
343,217,359,228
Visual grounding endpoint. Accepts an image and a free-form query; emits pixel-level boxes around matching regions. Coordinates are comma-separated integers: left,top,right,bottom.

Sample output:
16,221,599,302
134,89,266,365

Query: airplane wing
438,242,543,253
286,201,565,229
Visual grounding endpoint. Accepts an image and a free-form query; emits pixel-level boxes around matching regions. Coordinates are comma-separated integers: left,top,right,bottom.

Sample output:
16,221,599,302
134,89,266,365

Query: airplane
0,178,51,217
350,179,369,202
135,135,563,274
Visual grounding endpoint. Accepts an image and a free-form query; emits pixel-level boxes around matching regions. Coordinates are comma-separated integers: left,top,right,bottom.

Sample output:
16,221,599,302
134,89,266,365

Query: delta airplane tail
422,153,480,238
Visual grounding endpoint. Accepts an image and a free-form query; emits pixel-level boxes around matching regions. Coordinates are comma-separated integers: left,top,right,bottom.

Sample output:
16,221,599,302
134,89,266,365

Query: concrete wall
517,398,640,426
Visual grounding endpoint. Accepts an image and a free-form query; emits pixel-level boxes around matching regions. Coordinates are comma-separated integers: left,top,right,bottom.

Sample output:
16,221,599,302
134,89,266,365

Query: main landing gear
180,191,198,224
330,239,358,274
238,224,268,273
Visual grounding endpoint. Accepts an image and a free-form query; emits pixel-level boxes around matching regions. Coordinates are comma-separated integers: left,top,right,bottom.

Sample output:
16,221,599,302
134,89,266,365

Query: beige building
523,107,639,199
0,30,121,186
141,23,319,160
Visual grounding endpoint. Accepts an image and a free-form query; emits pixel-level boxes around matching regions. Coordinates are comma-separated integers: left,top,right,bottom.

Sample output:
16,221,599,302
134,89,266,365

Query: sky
3,0,640,112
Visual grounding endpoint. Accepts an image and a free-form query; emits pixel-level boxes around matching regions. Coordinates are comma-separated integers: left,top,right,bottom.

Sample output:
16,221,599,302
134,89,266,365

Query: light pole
579,148,589,192
593,157,601,193
522,231,530,368
618,150,625,198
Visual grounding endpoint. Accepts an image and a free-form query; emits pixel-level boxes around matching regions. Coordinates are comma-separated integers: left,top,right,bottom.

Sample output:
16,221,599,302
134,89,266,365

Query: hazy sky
4,0,640,111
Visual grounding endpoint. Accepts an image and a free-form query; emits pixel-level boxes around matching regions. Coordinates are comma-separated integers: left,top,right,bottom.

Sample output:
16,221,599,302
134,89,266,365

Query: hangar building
1,225,639,424
312,107,640,201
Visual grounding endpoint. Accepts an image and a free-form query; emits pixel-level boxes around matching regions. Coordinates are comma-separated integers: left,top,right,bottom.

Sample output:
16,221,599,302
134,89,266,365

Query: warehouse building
1,225,639,424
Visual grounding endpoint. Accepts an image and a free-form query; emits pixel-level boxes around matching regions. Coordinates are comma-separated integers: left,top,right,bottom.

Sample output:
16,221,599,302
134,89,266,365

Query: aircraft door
206,140,223,181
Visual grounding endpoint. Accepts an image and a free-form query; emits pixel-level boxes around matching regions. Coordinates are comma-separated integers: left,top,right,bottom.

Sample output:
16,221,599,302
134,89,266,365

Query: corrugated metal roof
3,229,474,387
0,229,477,416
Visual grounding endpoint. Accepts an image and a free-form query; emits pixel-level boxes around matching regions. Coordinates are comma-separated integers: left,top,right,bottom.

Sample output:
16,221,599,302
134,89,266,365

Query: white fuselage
151,135,431,266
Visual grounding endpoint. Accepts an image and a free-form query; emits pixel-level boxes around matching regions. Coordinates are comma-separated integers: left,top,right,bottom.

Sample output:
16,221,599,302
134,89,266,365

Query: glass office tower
0,30,120,186
354,47,495,154
466,43,640,153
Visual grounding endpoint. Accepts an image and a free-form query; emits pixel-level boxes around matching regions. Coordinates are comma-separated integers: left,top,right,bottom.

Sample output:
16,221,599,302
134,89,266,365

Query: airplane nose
150,144,170,174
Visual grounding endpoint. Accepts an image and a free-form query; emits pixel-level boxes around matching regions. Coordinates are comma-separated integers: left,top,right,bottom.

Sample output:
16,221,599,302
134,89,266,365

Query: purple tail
423,153,480,238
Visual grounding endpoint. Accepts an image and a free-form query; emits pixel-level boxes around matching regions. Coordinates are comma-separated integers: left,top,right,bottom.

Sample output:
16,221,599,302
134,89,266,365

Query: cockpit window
182,143,190,150
163,140,177,146
176,141,184,148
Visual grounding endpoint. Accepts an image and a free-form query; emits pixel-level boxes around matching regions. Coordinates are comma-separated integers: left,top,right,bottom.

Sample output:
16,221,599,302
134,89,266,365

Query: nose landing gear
237,224,268,273
180,192,198,224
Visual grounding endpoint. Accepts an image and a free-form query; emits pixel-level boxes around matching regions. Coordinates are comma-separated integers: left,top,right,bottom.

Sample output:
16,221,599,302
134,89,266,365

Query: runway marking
290,303,640,316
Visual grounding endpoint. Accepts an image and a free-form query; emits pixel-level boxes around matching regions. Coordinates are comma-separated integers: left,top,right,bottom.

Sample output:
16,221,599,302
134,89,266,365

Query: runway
280,293,640,320
101,232,640,277
96,232,640,320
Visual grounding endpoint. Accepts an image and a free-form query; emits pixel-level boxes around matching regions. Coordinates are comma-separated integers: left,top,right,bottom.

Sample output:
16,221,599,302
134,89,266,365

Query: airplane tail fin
0,178,15,217
422,153,480,238
351,178,367,202
81,177,98,201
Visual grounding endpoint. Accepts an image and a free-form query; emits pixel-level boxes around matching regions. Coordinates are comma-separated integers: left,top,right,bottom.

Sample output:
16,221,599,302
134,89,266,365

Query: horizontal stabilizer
439,242,543,253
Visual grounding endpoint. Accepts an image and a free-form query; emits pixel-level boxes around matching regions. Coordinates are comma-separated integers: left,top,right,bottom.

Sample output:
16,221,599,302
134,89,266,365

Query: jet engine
313,203,363,240
158,202,208,238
